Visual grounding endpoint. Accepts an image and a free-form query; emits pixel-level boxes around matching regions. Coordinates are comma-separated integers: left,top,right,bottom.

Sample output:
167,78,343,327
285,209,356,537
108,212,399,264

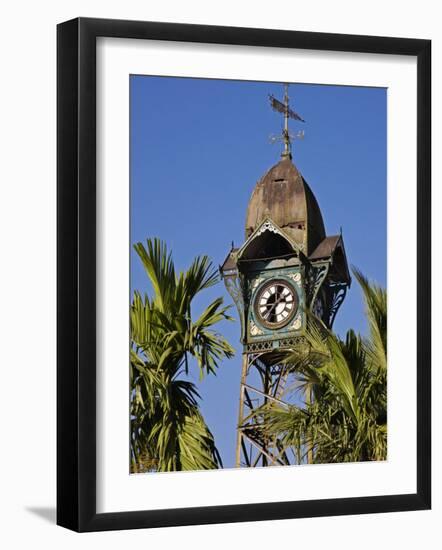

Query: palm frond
352,267,387,372
130,238,234,472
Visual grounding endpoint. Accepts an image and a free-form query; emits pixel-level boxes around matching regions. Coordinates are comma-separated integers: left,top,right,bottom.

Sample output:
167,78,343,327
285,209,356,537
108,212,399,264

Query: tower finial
269,83,305,159
282,83,290,158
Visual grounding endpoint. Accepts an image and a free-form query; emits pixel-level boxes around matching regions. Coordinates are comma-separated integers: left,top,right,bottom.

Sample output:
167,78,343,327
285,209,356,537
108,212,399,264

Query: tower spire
269,83,305,159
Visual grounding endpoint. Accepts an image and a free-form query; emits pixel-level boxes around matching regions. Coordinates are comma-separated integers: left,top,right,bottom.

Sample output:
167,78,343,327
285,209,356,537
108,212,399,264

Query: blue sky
130,75,386,468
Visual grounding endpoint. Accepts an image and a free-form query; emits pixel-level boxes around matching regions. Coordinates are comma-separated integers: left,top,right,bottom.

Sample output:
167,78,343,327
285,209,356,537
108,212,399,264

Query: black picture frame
57,17,431,532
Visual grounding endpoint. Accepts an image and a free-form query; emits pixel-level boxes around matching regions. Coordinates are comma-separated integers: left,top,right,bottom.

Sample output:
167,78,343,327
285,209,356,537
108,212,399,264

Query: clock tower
221,85,351,467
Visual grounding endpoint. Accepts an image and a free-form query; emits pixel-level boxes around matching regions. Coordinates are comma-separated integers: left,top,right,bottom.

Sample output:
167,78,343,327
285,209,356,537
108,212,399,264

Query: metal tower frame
235,352,294,467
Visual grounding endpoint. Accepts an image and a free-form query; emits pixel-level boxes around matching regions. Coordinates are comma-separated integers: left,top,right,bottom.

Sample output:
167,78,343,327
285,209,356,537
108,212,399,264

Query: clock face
254,279,298,329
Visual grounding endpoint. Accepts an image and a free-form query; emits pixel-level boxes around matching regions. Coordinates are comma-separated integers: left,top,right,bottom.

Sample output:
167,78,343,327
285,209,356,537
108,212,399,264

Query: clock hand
263,293,285,319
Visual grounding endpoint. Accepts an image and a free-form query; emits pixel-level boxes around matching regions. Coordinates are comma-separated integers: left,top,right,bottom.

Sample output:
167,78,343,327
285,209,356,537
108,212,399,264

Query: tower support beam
235,352,293,468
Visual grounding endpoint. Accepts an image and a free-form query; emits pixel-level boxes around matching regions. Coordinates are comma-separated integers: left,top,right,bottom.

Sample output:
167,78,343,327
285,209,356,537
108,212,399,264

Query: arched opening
239,231,295,262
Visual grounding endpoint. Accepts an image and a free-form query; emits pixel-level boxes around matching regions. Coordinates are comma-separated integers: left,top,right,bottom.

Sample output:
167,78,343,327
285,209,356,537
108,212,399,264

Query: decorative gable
236,217,304,265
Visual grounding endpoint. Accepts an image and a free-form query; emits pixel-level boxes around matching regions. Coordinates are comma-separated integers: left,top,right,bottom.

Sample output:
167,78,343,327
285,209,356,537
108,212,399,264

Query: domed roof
245,157,326,255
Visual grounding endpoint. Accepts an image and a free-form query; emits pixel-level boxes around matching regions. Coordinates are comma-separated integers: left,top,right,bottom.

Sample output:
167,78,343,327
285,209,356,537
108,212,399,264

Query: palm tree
259,269,387,464
130,238,234,473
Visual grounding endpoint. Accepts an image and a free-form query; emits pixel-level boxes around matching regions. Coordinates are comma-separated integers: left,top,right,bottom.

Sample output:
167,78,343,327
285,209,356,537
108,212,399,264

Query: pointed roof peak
245,158,325,255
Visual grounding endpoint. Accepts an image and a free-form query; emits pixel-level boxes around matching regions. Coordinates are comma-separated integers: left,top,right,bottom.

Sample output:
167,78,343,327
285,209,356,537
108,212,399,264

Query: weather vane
269,83,305,159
